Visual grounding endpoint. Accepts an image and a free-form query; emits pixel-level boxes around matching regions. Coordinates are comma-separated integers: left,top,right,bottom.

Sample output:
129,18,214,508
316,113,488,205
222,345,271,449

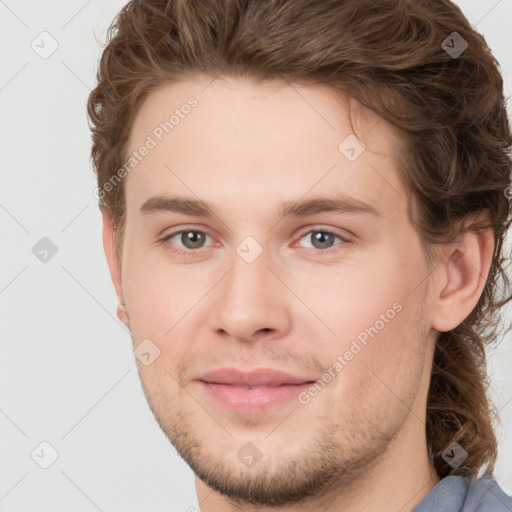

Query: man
87,0,512,510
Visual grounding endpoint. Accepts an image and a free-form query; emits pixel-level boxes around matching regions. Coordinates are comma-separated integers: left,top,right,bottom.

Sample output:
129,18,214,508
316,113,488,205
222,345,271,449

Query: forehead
128,75,388,151
123,76,407,218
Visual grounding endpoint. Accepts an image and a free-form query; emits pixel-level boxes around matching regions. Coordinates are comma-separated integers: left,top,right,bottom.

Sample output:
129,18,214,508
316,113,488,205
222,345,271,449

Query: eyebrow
139,194,381,218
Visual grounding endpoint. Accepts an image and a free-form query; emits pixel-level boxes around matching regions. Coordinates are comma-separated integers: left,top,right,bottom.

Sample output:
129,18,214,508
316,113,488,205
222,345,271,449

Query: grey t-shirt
413,475,512,511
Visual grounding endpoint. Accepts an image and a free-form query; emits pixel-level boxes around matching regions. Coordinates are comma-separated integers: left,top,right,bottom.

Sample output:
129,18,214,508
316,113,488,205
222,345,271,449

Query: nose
208,245,292,343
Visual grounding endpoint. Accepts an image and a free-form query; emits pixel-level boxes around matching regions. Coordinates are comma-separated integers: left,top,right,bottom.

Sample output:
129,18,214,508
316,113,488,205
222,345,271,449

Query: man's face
110,77,436,505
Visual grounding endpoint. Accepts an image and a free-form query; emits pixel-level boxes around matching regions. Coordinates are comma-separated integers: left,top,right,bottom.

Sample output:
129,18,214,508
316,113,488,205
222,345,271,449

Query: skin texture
102,76,494,511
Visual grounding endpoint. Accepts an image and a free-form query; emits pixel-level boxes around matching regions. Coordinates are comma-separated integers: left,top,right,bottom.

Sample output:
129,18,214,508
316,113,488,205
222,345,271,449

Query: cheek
121,245,191,343
123,262,194,396
297,248,414,339
300,242,427,391
305,299,426,432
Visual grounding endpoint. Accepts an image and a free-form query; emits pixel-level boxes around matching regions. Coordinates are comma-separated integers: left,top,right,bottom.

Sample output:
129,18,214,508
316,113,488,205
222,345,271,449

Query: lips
196,367,315,414
199,367,312,386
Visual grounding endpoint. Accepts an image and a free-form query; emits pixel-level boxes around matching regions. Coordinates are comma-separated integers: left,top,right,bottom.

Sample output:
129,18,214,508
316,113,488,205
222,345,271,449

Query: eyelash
159,227,350,256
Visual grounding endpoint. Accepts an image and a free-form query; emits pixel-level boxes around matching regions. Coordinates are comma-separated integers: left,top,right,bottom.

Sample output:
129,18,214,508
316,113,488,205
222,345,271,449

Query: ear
101,207,128,327
430,215,495,332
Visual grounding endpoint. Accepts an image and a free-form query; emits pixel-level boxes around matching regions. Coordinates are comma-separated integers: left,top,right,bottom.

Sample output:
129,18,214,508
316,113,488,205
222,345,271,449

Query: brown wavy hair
87,0,512,478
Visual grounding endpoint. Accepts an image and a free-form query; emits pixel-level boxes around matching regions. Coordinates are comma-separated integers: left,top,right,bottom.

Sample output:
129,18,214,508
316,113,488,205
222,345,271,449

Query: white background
0,1,511,510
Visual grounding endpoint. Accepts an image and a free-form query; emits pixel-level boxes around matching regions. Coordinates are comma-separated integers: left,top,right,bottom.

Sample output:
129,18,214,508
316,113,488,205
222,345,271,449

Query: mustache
175,347,327,381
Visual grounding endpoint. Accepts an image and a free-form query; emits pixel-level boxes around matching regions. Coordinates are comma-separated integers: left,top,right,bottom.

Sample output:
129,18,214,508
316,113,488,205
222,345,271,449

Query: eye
160,227,350,255
162,229,214,252
297,229,347,251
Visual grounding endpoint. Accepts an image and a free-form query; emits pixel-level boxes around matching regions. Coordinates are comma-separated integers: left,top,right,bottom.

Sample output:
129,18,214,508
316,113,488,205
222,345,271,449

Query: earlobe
101,207,126,322
431,225,494,332
116,302,128,326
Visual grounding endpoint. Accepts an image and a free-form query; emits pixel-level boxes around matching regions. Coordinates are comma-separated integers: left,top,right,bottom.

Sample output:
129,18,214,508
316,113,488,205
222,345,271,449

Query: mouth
224,385,287,389
196,367,316,414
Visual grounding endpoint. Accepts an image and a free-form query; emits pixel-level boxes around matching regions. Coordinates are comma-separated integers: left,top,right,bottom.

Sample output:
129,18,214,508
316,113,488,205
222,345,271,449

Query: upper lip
198,368,314,387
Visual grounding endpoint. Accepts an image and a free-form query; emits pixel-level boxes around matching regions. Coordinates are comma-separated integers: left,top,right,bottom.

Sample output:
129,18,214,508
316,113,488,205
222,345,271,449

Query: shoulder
465,476,512,511
413,475,512,512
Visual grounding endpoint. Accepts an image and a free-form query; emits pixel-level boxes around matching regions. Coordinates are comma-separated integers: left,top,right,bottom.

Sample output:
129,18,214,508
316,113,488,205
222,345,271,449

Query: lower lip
198,381,313,414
